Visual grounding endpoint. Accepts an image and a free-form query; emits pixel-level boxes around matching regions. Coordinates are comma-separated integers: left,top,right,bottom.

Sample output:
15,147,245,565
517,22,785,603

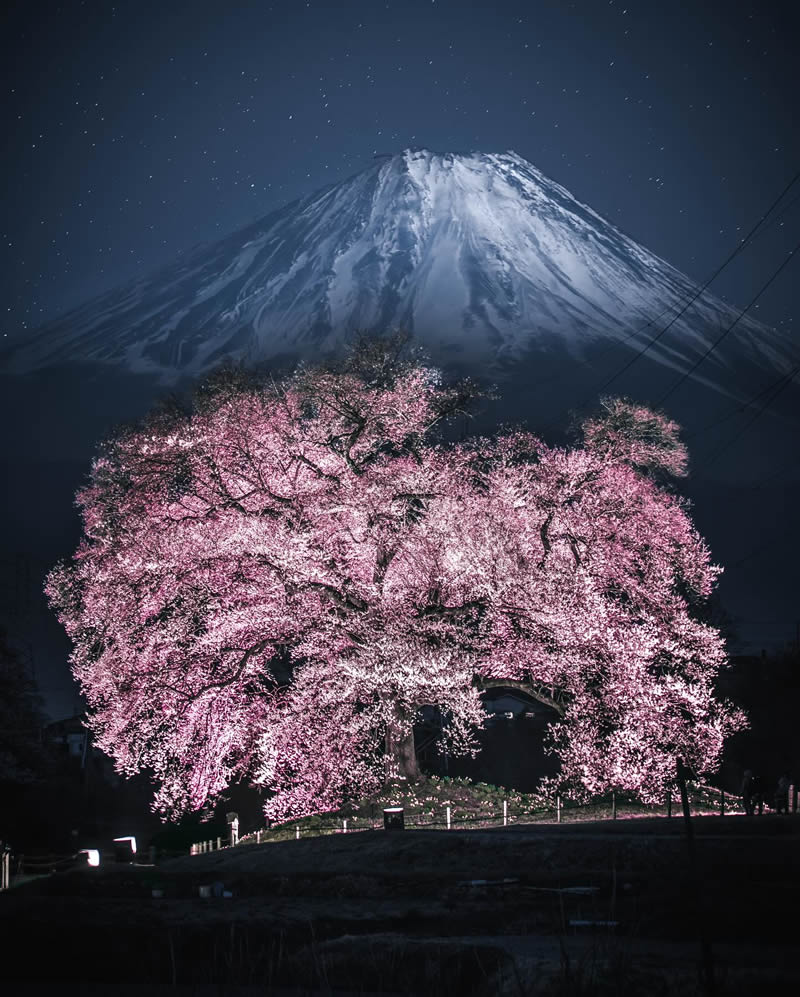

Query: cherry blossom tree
46,344,744,819
47,346,488,817
469,407,743,801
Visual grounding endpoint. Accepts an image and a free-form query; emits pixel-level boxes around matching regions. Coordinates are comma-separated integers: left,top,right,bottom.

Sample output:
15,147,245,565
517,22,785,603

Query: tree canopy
47,345,744,819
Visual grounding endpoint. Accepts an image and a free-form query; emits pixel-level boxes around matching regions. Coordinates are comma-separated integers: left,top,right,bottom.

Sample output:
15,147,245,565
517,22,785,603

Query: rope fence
186,779,793,856
0,846,101,889
0,781,791,887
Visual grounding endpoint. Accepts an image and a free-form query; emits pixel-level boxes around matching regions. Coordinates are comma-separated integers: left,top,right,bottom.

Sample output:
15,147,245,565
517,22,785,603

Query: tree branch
166,639,275,703
540,510,554,557
473,676,566,717
305,579,368,613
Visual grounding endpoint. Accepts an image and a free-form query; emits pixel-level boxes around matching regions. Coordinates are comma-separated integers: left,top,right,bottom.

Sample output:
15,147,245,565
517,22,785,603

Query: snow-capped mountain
1,148,797,727
5,149,793,389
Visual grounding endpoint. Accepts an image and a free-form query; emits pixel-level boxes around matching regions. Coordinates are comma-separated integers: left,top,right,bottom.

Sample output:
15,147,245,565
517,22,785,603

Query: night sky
1,0,799,718
2,0,798,339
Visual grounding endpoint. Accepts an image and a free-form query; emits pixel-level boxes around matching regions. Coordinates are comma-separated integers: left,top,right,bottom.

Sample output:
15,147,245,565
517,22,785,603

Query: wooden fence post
446,805,451,830
557,795,562,824
612,792,617,820
503,800,508,826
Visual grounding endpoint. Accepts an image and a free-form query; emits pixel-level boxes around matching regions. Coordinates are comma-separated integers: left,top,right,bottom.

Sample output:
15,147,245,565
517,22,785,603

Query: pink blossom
46,358,743,818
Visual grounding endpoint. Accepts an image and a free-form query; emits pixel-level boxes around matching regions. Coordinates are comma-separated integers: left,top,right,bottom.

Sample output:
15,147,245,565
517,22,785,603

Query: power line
734,620,799,626
724,530,800,571
752,454,800,489
685,401,800,581
656,240,800,407
685,369,799,441
574,173,800,389
697,365,799,472
523,297,693,401
587,168,800,399
688,449,800,579
732,187,800,249
522,174,800,431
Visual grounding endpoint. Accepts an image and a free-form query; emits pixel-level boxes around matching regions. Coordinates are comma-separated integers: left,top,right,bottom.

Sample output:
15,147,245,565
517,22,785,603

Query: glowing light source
383,806,404,830
79,849,100,867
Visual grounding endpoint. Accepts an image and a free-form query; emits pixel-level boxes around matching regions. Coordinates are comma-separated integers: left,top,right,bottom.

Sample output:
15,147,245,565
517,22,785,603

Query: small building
481,690,537,720
44,714,120,785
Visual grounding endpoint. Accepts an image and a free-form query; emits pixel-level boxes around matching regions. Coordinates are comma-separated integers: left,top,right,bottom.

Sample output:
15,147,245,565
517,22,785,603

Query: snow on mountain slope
4,149,794,387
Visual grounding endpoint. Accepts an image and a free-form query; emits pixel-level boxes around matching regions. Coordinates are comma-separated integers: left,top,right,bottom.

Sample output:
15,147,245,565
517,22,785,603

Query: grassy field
232,776,741,844
2,802,798,994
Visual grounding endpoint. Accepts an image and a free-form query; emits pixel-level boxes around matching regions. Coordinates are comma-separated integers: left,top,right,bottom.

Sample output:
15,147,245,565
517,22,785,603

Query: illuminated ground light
383,806,405,830
113,836,137,854
79,849,100,867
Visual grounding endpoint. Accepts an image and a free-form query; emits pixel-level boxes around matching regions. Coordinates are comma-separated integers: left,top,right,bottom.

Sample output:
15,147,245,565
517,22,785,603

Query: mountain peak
5,150,791,388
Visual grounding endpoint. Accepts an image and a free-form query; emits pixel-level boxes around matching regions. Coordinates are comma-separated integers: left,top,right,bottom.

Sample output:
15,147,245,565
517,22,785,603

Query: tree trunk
384,726,421,783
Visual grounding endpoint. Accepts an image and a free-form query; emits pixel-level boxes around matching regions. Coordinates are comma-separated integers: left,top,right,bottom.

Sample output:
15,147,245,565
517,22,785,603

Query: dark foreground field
3,815,798,995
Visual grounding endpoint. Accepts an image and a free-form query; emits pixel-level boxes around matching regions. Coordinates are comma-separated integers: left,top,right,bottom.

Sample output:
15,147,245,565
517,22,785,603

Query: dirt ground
2,814,798,994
